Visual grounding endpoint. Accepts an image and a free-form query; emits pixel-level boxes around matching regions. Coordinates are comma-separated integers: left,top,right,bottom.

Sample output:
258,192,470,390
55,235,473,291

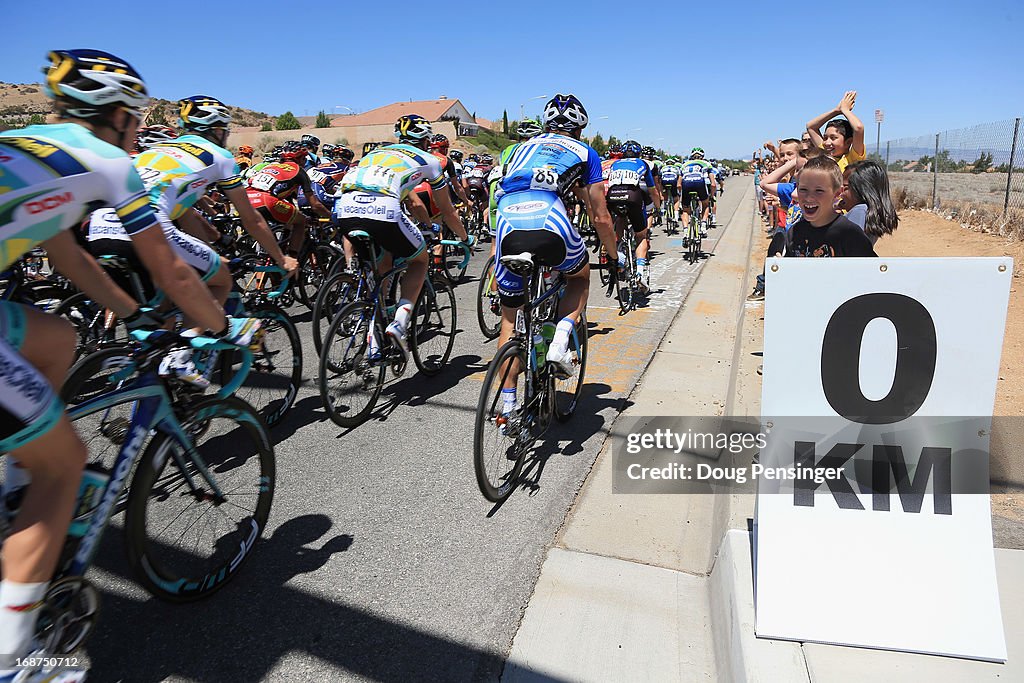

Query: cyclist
680,147,717,238
327,144,356,170
245,140,331,257
300,133,321,168
427,134,471,207
640,146,663,232
448,149,465,179
605,140,661,291
493,93,617,390
335,114,469,359
660,157,682,219
0,50,258,681
236,143,255,172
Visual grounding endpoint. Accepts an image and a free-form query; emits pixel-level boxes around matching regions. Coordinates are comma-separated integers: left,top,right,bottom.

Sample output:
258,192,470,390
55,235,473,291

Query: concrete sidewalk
502,183,1024,681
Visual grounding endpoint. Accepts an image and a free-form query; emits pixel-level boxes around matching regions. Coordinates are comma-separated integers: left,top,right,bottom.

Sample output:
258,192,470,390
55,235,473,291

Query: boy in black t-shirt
786,155,876,258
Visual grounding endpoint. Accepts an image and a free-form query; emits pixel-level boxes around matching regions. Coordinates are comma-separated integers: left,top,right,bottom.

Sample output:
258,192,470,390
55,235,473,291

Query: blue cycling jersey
498,133,602,199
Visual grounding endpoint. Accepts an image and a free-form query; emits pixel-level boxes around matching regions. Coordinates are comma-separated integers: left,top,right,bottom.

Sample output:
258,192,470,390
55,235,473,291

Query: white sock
0,580,47,668
501,388,517,413
551,317,575,352
393,299,413,329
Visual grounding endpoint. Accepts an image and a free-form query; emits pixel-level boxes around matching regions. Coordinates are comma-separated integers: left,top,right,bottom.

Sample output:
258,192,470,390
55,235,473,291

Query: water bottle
542,322,557,349
67,464,110,538
534,332,547,367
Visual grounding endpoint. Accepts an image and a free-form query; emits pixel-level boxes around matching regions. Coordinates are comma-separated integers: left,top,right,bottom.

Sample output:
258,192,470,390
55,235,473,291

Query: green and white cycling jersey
340,143,447,200
133,134,243,220
0,123,157,270
681,158,715,183
487,142,521,227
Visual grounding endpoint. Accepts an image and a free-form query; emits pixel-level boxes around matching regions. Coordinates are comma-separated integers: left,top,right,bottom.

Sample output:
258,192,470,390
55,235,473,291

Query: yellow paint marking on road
465,306,655,396
692,300,722,316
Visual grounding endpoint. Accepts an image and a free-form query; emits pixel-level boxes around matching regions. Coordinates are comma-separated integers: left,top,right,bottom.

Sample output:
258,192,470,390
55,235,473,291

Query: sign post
874,109,884,160
755,258,1010,662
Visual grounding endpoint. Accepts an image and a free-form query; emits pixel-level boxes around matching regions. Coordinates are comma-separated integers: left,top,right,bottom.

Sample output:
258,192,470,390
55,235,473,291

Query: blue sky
3,0,1022,159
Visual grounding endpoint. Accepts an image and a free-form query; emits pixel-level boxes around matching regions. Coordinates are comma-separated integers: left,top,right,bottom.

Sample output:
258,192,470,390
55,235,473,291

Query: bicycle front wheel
312,271,360,356
473,340,528,503
412,276,457,376
125,396,274,603
476,255,501,340
319,301,385,428
218,303,302,429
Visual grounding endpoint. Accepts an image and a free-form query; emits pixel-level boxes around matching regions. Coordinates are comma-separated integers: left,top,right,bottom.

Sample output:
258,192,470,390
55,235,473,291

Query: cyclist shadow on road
85,513,559,682
367,352,486,423
513,381,619,501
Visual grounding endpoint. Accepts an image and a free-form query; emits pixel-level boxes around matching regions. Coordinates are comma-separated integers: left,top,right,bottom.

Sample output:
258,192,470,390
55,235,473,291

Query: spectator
787,156,876,257
839,160,899,245
806,91,866,172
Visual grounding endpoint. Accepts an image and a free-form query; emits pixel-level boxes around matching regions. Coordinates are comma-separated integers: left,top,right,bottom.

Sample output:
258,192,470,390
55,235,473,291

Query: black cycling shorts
496,229,586,307
83,238,157,302
605,185,649,234
681,178,709,202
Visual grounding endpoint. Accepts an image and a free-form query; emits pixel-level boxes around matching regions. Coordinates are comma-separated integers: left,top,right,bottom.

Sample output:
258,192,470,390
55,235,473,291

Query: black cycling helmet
542,93,588,133
517,119,543,139
321,143,336,158
333,145,354,162
301,133,320,150
449,149,464,162
641,146,656,159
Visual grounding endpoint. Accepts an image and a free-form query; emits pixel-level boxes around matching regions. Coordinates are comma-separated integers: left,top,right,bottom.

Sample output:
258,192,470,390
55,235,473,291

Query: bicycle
312,231,469,355
607,203,641,314
13,327,274,654
476,254,501,340
684,192,703,264
61,258,302,429
472,255,587,503
318,228,457,428
663,191,679,235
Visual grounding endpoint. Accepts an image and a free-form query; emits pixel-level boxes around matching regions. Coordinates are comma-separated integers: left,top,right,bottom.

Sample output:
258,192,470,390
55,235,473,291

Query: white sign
756,258,1010,662
875,109,884,123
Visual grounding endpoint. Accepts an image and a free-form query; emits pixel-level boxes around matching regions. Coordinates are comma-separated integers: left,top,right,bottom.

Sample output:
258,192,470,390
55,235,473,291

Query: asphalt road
81,183,746,682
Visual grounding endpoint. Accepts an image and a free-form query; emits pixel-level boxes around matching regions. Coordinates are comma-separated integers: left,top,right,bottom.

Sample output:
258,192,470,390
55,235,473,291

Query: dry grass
891,184,1024,241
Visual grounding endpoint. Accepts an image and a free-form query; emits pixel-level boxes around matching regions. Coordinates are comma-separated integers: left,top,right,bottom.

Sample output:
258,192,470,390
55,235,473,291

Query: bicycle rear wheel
473,340,528,503
125,396,274,602
554,312,588,421
476,255,501,340
411,276,457,376
618,231,637,314
318,301,385,428
295,244,336,310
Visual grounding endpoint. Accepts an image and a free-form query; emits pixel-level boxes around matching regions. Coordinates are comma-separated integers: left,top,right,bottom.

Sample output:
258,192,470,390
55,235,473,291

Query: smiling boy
806,91,867,172
786,156,876,258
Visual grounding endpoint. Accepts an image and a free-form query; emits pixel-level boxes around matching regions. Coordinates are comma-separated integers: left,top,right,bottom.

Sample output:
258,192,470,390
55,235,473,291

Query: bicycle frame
66,338,254,579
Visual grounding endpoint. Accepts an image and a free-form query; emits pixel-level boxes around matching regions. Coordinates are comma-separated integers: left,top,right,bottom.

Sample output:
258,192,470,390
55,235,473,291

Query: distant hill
0,81,276,129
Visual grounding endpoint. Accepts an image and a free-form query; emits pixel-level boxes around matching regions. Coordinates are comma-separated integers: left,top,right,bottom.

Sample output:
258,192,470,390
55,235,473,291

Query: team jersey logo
503,200,548,214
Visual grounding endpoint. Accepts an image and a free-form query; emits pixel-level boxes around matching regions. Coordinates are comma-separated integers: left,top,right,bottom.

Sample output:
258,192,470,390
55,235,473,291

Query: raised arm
839,90,866,157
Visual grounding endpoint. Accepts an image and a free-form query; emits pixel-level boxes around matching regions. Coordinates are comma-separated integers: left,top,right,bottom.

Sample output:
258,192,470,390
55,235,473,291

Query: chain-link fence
880,119,1024,235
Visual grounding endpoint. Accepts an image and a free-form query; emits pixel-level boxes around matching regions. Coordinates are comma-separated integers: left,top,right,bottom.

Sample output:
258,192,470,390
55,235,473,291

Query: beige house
231,97,481,155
